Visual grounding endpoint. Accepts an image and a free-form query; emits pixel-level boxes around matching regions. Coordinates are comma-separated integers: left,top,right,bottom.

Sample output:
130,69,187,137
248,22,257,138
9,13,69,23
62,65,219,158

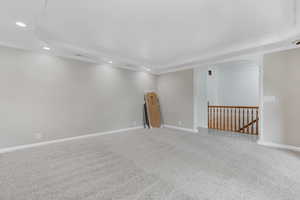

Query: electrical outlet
178,121,183,126
35,133,43,140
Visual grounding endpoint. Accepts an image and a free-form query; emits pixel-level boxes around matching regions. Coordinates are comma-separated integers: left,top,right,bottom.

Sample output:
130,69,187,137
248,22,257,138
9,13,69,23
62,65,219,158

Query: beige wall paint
158,70,194,129
0,46,157,148
263,48,300,147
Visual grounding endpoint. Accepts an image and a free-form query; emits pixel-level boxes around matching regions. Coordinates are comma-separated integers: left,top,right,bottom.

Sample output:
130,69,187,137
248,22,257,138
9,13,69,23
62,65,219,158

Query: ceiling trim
0,40,158,75
34,26,161,74
157,29,300,74
34,22,300,74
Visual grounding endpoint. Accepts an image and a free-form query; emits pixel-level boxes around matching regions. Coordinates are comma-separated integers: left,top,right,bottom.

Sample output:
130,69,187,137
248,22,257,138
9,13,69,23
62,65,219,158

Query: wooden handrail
208,104,259,135
238,119,258,132
208,105,259,109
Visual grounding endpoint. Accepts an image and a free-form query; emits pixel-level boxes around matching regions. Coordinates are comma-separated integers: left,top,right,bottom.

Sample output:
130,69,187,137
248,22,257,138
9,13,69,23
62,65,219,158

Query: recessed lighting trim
108,61,113,64
43,46,51,51
16,21,27,28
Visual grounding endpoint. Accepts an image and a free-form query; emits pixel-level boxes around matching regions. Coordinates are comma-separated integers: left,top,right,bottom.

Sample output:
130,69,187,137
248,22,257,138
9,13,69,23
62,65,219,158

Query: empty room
1,0,300,199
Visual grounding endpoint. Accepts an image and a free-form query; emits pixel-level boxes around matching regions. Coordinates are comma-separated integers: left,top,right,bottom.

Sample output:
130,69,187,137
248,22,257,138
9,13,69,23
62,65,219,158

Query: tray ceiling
0,0,299,73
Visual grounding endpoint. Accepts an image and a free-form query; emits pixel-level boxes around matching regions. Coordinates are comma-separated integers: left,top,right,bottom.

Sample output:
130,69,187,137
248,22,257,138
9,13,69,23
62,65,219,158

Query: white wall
262,48,300,147
207,61,259,106
194,67,208,129
0,46,157,149
195,60,260,128
207,67,219,105
158,70,194,129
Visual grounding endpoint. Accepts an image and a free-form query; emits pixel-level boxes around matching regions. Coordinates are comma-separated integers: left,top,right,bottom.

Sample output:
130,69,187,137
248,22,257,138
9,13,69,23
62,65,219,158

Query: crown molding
1,25,300,76
156,30,300,74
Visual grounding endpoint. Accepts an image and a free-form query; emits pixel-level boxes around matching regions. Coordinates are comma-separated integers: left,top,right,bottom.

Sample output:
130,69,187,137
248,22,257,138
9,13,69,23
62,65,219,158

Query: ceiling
0,0,300,73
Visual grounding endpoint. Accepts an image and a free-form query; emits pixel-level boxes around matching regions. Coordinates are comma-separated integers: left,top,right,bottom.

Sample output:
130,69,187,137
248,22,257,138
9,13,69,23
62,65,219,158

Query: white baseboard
163,124,198,133
0,126,143,154
257,140,300,152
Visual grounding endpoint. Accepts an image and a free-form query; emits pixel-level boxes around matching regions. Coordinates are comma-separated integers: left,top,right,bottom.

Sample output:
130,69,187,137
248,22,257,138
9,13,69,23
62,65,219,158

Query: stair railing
208,104,259,135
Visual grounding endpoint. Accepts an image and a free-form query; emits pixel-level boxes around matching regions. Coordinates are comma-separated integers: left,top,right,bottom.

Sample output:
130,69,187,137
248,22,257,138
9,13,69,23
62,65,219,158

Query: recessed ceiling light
43,46,50,51
108,61,113,64
146,68,151,72
16,21,27,28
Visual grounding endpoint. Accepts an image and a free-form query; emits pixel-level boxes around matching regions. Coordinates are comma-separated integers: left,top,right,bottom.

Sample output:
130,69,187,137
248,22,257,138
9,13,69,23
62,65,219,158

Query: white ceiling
0,0,300,73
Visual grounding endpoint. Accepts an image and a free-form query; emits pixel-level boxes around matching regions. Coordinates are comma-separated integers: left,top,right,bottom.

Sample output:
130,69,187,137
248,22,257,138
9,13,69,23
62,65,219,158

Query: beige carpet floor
1,128,300,200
